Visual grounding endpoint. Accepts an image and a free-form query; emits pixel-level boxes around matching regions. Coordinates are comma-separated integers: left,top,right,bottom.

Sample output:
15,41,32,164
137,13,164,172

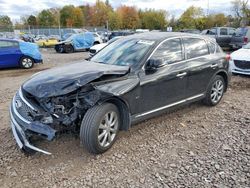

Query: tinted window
229,28,236,35
208,41,216,53
235,27,248,36
183,38,209,59
220,28,228,35
151,38,184,64
0,41,18,48
208,29,216,35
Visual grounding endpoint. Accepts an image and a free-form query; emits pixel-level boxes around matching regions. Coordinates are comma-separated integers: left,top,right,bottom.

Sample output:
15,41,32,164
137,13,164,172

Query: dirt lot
0,49,249,188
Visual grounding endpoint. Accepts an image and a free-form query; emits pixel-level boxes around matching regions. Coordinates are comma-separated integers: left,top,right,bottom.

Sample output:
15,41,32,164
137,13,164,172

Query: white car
89,36,122,57
230,43,250,75
92,33,103,45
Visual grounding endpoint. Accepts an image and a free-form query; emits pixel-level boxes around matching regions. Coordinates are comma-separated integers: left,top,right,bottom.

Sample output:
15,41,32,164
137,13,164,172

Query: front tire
20,56,34,69
80,103,120,154
203,75,225,106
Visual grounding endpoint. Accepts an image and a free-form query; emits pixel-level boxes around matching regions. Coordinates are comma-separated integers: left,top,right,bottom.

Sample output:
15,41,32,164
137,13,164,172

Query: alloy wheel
98,111,119,148
22,58,33,68
210,80,224,104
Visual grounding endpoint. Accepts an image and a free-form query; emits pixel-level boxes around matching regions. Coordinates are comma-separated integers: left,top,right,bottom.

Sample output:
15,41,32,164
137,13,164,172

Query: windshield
91,38,154,66
67,34,77,41
107,37,120,44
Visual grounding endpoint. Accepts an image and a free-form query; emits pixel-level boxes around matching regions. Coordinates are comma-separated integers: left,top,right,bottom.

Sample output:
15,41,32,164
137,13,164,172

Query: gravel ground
0,49,249,188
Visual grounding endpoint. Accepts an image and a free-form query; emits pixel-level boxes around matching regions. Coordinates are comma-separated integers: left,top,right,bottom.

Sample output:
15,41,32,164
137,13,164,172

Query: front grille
15,91,34,122
234,60,250,70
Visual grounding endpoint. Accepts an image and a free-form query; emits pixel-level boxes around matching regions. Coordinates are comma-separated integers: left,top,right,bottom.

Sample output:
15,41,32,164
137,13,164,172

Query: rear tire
80,103,120,154
203,75,225,106
20,56,34,69
64,45,74,53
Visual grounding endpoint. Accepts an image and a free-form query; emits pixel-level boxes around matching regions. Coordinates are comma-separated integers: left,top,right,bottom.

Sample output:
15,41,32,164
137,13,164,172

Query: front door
137,38,188,115
0,41,21,68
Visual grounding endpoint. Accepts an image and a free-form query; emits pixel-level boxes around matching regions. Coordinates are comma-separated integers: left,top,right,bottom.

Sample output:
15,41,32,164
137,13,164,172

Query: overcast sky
0,0,246,21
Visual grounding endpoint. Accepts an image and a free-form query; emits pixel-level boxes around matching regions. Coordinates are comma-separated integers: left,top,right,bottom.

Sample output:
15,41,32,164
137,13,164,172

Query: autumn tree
108,11,122,30
60,5,84,27
231,0,250,26
139,9,168,30
89,0,112,26
27,15,37,26
79,4,91,26
0,15,13,31
178,6,204,29
117,6,139,29
38,10,55,27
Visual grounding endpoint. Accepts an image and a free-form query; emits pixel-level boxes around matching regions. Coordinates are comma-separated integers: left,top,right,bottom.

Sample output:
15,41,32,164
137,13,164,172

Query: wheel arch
99,96,131,131
216,70,229,92
19,55,34,66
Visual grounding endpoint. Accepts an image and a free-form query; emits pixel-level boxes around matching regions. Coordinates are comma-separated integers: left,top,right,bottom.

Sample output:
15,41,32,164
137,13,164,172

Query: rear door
0,41,22,68
216,28,231,48
183,37,217,97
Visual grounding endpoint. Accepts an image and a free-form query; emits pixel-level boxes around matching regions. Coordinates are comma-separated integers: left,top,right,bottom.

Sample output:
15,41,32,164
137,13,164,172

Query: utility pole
207,0,210,16
58,11,61,37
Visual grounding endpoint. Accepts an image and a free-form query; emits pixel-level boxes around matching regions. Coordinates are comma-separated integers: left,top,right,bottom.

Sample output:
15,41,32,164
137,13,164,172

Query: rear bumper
34,59,43,64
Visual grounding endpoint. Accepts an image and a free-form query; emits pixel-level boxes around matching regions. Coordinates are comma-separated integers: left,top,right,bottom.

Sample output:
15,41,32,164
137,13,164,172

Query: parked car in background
34,35,47,41
230,42,250,75
62,33,74,41
92,32,103,45
180,29,201,34
201,27,236,49
10,32,230,155
0,39,42,69
89,36,122,57
230,26,250,50
49,35,61,41
108,31,134,40
36,37,59,47
55,32,95,53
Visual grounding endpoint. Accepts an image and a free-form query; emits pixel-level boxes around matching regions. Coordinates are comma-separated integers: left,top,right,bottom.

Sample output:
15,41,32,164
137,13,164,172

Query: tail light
243,37,248,44
226,54,231,62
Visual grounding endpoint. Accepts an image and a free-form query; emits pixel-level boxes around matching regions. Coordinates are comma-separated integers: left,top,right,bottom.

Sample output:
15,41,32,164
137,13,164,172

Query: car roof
123,32,212,42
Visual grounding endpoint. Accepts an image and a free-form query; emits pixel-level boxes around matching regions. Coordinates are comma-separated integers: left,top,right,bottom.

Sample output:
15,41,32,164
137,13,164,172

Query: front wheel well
103,97,131,131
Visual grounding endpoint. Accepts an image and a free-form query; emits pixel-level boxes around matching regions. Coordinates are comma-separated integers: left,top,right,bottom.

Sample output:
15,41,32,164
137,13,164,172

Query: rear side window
235,28,248,36
0,41,18,48
151,38,184,64
220,28,228,35
208,41,216,53
183,38,209,59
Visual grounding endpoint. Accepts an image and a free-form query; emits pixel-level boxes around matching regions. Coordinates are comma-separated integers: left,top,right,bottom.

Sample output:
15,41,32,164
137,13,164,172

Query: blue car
55,32,95,53
0,39,43,69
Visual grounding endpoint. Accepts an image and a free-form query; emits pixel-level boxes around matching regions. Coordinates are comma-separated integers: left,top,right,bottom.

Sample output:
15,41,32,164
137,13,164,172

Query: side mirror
146,58,165,70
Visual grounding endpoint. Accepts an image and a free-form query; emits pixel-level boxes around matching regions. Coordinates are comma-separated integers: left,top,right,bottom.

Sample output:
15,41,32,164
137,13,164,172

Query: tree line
0,0,249,31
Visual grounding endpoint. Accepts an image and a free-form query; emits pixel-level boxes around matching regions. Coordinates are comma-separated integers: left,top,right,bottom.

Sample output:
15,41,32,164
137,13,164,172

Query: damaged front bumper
9,90,56,155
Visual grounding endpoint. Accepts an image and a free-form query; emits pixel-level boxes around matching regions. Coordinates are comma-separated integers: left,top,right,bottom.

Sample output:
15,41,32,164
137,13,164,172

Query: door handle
210,64,218,68
176,72,187,78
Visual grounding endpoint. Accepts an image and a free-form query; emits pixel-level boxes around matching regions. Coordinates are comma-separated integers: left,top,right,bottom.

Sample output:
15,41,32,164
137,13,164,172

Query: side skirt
130,94,205,125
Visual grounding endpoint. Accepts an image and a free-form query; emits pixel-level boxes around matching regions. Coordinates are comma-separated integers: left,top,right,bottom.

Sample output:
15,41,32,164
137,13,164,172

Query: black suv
10,32,230,155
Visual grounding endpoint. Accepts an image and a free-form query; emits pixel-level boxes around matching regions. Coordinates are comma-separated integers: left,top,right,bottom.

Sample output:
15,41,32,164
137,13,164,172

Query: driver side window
150,38,184,64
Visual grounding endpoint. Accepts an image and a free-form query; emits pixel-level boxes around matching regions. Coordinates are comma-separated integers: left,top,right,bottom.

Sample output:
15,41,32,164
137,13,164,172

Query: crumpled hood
23,61,129,98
